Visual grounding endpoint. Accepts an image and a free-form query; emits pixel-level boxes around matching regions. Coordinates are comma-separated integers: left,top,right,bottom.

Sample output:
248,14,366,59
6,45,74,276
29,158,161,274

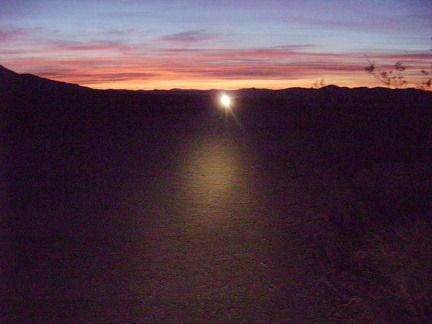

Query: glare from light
220,94,231,109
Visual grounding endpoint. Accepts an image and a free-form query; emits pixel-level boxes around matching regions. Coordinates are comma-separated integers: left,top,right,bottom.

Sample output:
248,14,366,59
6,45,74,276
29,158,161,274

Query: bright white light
220,94,231,109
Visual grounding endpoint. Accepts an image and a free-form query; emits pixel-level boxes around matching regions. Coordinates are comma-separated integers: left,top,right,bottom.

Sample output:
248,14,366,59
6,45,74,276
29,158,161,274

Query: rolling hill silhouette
0,65,86,93
2,64,432,199
3,65,431,223
2,64,431,161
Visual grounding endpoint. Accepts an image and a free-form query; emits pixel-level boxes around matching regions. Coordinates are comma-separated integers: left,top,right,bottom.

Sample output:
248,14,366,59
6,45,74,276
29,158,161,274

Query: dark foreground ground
2,67,432,322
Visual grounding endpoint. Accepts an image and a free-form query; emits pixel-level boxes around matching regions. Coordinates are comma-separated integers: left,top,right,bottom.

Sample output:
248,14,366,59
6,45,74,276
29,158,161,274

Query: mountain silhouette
0,65,86,95
1,64,432,154
1,64,431,104
0,65,18,76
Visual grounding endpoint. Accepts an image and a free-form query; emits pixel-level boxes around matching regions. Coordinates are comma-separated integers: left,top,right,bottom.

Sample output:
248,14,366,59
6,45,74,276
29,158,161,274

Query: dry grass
355,217,432,322
321,161,432,322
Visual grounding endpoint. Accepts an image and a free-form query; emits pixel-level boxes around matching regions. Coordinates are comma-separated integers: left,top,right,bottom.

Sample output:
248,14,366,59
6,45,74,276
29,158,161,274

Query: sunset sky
1,0,431,90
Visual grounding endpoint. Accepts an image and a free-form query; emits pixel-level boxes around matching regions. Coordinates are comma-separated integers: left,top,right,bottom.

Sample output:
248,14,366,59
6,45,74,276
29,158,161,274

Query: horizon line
1,64,431,92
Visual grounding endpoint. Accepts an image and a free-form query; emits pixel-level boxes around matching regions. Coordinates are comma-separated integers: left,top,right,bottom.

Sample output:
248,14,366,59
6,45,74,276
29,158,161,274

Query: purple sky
1,0,431,89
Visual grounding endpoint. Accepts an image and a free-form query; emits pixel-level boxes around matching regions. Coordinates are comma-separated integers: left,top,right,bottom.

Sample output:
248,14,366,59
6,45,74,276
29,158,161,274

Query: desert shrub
354,216,432,322
417,64,432,90
365,60,408,88
365,37,431,90
312,79,325,89
322,161,432,322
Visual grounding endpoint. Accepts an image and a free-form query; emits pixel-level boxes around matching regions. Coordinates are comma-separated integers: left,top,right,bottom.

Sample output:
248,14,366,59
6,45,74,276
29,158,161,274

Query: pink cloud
0,29,31,42
2,42,429,89
46,40,134,53
157,30,218,44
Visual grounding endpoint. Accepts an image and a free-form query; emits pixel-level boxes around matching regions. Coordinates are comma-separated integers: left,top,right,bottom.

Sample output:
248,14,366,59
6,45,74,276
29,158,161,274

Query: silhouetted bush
323,162,432,322
365,60,408,88
365,38,431,90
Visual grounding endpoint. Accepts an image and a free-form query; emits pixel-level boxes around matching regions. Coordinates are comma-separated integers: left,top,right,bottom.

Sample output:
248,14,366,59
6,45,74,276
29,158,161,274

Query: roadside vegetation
316,52,432,321
364,38,431,90
321,161,432,323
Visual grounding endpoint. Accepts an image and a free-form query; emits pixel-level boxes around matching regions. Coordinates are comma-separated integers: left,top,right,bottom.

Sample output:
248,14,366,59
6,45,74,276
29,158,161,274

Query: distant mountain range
0,65,89,94
1,64,432,168
2,63,432,128
2,65,432,113
2,64,431,96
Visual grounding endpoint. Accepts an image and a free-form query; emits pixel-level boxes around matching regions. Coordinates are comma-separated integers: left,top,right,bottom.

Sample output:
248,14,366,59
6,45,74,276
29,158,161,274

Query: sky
1,0,431,90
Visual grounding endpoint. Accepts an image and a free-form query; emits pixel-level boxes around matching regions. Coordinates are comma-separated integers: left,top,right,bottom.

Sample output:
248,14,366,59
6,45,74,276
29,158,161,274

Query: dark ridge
0,65,20,86
0,65,89,96
0,65,19,75
1,65,431,97
1,65,431,109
